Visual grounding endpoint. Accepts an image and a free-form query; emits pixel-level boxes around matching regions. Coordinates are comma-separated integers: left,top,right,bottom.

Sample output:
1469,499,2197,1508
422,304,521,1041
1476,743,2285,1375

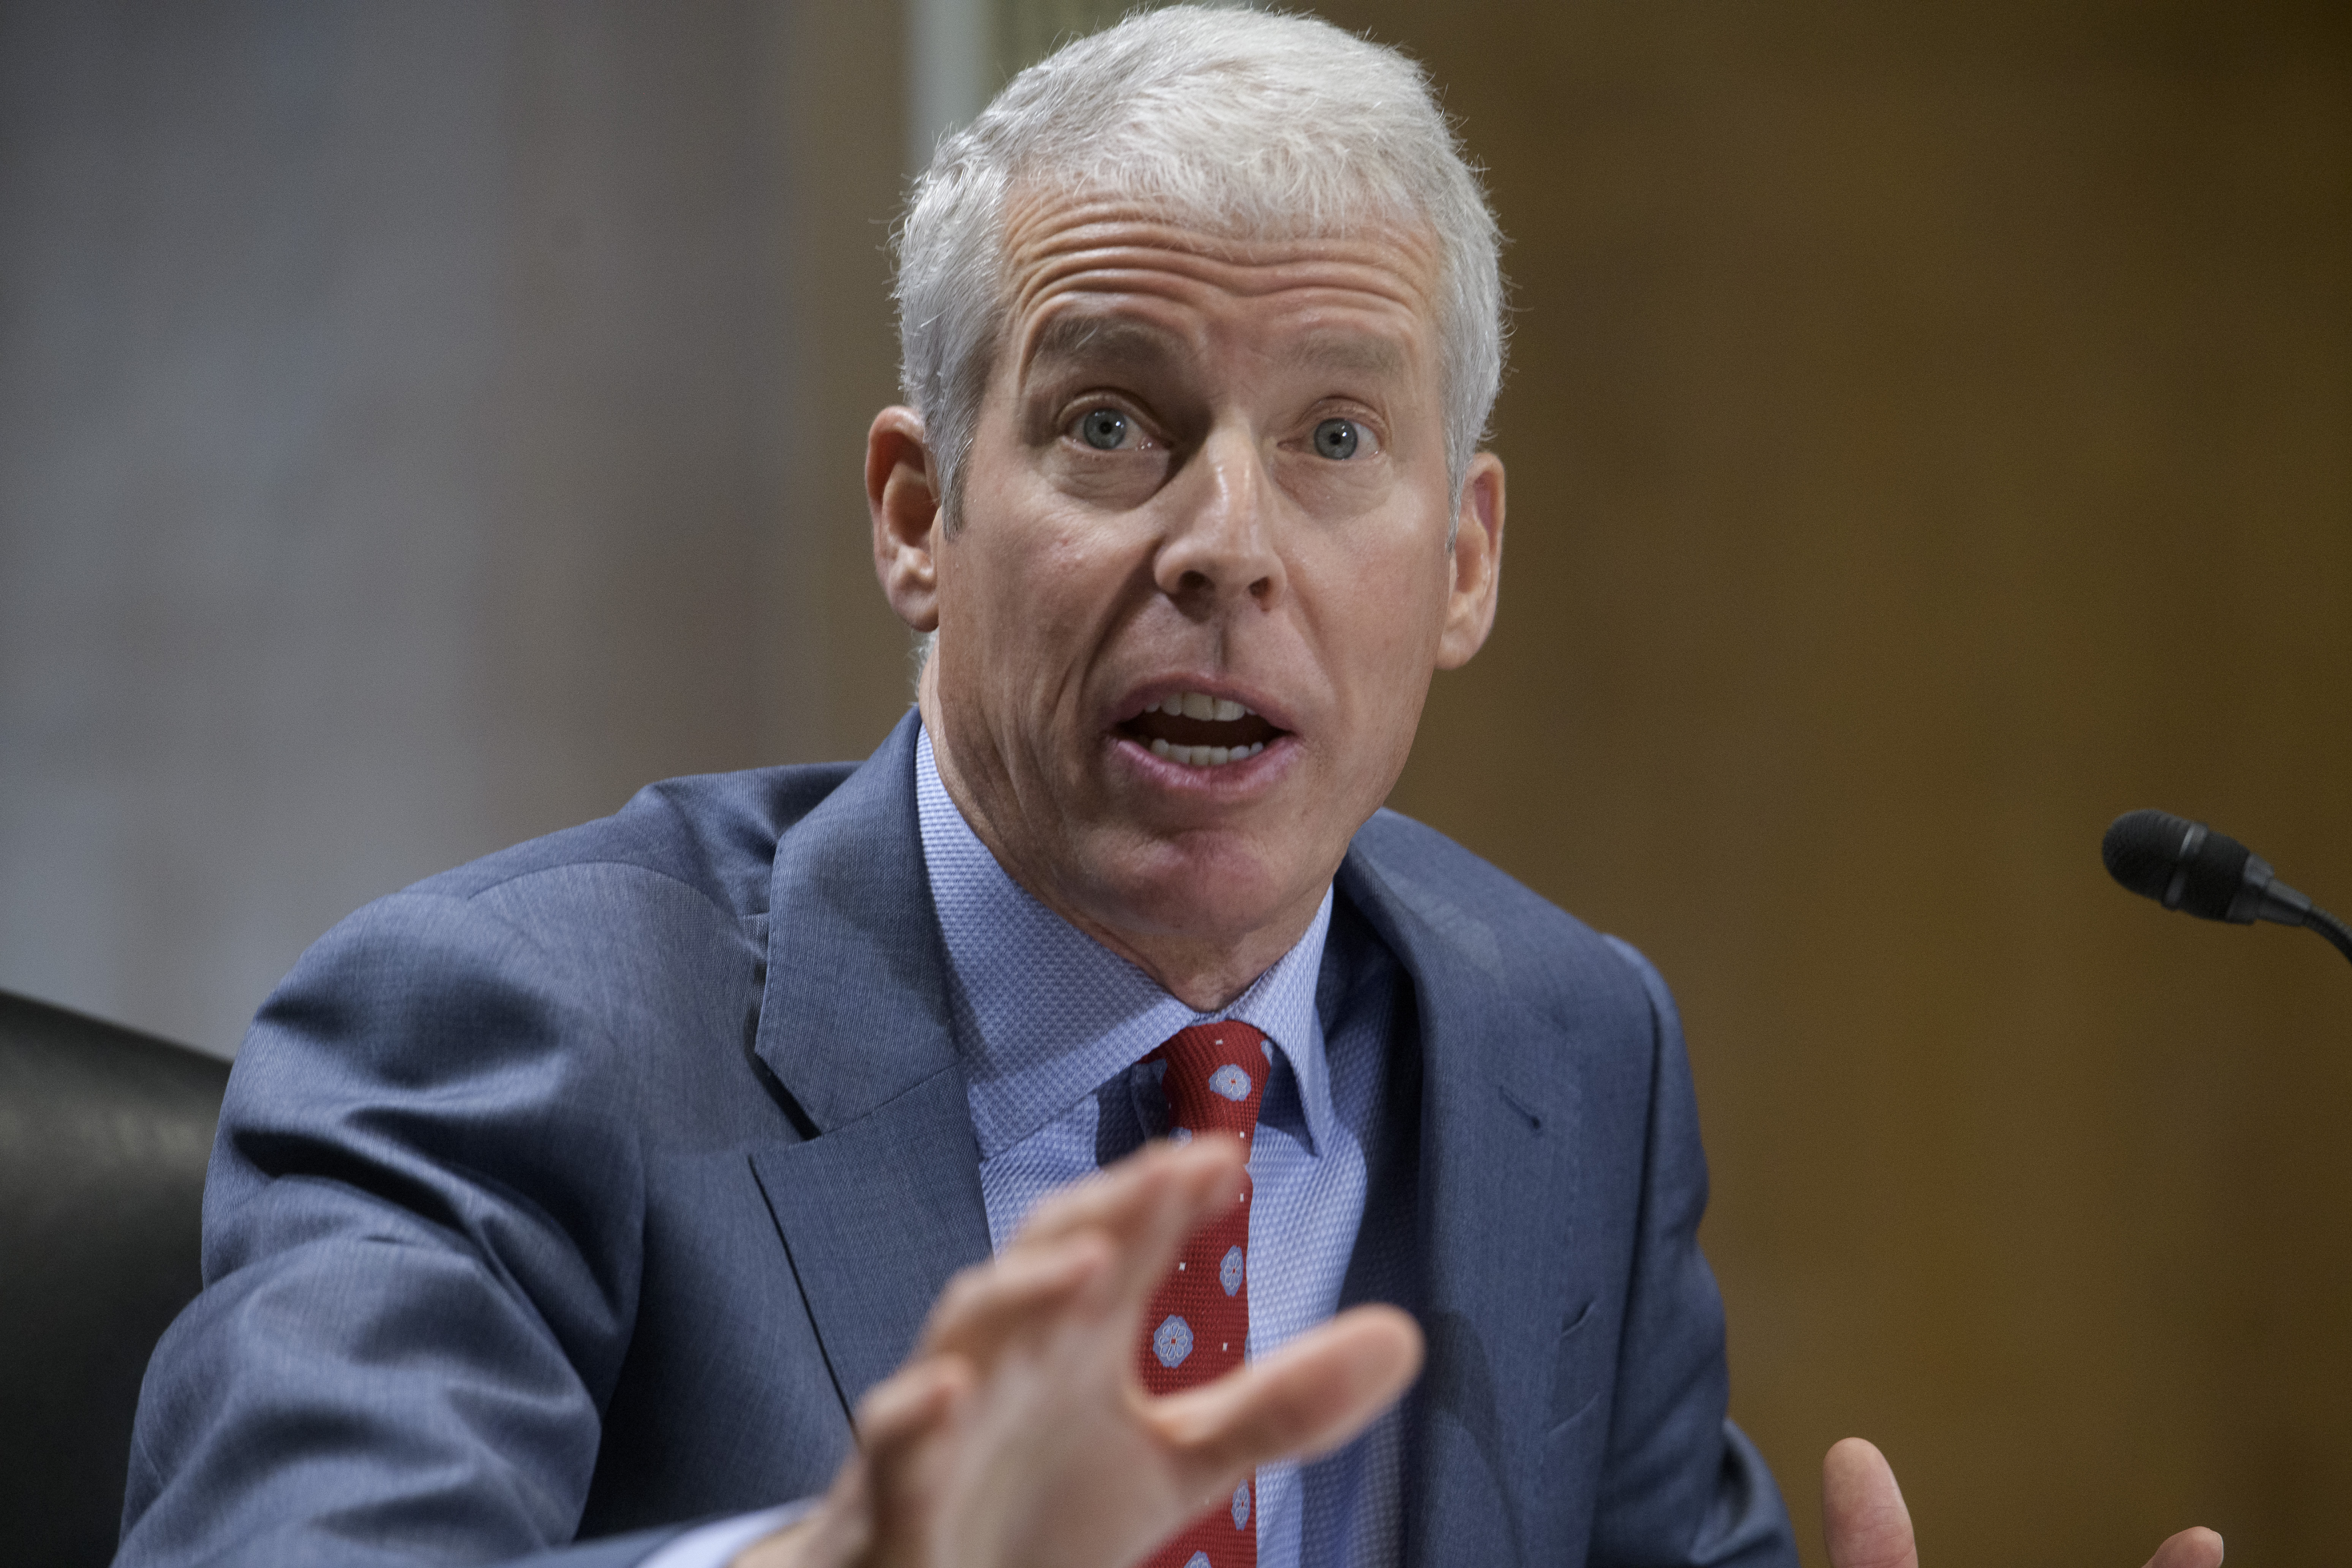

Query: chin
1089,831,1309,942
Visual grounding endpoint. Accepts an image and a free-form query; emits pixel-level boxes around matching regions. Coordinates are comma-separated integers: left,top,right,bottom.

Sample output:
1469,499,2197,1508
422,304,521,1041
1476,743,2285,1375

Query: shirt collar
915,723,1336,1161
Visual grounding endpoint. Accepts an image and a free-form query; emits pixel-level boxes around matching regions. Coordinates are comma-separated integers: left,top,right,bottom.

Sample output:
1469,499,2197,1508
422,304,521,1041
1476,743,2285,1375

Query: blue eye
1312,418,1361,460
1079,408,1130,450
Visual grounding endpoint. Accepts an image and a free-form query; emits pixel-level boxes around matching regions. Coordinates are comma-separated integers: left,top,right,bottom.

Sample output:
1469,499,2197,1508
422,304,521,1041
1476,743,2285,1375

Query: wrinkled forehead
990,180,1448,367
993,158,1436,273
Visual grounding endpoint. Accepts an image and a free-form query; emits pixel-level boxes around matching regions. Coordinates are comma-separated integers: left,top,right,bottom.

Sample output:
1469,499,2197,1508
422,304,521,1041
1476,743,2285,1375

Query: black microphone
2102,809,2352,966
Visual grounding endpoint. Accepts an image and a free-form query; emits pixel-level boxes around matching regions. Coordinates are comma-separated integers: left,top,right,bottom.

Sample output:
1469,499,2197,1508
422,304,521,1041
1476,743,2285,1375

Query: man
119,11,2222,1568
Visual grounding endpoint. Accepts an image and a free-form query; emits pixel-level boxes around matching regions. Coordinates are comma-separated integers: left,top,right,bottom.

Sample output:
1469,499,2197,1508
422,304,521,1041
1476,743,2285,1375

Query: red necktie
1137,1021,1268,1568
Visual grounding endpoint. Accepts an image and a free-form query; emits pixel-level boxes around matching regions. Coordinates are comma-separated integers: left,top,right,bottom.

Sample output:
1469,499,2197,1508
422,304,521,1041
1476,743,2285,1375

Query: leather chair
0,990,230,1568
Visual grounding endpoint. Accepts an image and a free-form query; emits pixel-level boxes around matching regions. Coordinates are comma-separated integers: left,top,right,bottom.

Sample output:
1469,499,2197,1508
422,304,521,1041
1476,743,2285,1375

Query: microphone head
2102,808,2254,921
2102,809,2196,901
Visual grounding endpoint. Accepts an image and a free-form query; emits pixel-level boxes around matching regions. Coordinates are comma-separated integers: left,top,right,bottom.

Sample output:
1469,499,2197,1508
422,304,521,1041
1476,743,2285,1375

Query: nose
1154,424,1287,614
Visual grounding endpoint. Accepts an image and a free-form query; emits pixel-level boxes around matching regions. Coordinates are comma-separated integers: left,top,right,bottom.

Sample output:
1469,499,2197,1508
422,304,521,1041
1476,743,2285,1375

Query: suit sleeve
1589,936,1797,1568
117,890,699,1568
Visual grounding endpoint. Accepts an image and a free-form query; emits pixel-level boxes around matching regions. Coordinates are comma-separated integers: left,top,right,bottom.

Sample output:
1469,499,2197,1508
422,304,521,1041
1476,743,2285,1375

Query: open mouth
1116,691,1287,768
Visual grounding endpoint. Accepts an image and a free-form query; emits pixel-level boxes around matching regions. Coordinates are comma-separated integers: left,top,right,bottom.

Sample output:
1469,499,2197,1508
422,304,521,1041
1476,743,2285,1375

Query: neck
1063,903,1320,1013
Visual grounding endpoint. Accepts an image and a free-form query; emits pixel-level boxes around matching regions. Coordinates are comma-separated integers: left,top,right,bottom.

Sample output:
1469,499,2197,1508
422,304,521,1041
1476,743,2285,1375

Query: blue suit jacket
120,712,1794,1568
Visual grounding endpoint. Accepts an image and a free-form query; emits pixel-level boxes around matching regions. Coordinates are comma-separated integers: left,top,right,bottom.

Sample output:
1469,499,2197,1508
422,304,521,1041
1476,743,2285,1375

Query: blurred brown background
2,0,2346,1563
1349,3,2352,1564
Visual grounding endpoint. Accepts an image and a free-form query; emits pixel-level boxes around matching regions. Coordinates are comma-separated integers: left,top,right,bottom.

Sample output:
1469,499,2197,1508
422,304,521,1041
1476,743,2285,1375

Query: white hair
893,5,1506,526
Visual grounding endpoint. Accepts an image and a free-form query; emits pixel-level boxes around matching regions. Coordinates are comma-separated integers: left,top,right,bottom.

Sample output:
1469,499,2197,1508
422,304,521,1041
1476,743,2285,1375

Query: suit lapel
1337,836,1583,1568
747,711,993,1418
740,725,1586,1551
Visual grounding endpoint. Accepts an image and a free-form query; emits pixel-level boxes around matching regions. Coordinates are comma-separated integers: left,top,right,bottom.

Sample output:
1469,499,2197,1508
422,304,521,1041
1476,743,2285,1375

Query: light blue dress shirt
648,726,1400,1568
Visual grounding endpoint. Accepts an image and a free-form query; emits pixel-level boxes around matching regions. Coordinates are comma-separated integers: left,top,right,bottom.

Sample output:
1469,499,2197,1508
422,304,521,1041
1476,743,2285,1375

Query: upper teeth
1158,692,1252,722
1146,691,1264,768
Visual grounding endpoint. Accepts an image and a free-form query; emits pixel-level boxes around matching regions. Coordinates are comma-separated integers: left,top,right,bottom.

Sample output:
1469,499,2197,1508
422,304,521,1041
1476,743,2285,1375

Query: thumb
1822,1437,1919,1568
1153,1305,1423,1484
2144,1526,2224,1568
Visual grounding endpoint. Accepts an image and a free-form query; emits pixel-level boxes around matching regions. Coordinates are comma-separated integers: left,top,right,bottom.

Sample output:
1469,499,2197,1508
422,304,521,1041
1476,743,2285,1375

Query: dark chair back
0,991,229,1568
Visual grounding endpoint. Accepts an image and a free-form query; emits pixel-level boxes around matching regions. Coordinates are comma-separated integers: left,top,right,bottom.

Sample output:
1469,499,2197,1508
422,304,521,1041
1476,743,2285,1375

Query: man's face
871,188,1503,1003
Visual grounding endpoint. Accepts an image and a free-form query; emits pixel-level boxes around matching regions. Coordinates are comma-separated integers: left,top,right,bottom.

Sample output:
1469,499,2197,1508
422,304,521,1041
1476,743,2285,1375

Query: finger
2144,1526,2224,1568
918,1231,1113,1358
751,1383,914,1568
1099,1143,1247,1306
842,1355,974,1565
1014,1139,1247,1308
1014,1138,1244,1254
1151,1304,1423,1487
853,1352,972,1457
1821,1438,1919,1568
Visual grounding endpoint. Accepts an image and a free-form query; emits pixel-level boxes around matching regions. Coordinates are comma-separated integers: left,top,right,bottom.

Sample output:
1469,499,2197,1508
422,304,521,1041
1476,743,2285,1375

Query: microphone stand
2303,905,2352,968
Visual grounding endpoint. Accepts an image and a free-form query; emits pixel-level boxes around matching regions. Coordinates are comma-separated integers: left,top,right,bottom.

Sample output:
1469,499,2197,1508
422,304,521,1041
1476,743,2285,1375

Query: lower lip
1109,732,1295,792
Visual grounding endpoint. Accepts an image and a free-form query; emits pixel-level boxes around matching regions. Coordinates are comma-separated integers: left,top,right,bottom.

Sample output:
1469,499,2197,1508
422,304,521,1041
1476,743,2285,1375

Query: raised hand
1822,1437,2224,1568
743,1138,1422,1568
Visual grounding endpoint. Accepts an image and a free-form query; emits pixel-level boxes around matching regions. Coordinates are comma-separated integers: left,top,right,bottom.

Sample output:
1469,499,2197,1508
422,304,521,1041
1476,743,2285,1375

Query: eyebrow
1277,332,1408,380
1021,315,1412,386
1023,315,1186,379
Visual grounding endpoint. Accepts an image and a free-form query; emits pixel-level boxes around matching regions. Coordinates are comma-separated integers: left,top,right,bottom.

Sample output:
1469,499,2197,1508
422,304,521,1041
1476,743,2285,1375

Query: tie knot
1152,1021,1270,1138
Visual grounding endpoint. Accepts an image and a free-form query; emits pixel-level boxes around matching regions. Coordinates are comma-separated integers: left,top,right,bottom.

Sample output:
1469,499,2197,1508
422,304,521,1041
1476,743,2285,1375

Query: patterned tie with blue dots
1138,1020,1269,1568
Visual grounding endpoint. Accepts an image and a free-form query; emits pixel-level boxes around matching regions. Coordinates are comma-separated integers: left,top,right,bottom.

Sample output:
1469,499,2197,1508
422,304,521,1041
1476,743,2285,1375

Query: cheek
1297,555,1449,771
942,515,1122,694
1328,539,1451,677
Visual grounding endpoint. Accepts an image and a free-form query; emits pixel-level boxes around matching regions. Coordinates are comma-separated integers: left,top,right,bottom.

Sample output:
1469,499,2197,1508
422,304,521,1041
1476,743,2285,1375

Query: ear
1435,450,1505,670
868,406,942,632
